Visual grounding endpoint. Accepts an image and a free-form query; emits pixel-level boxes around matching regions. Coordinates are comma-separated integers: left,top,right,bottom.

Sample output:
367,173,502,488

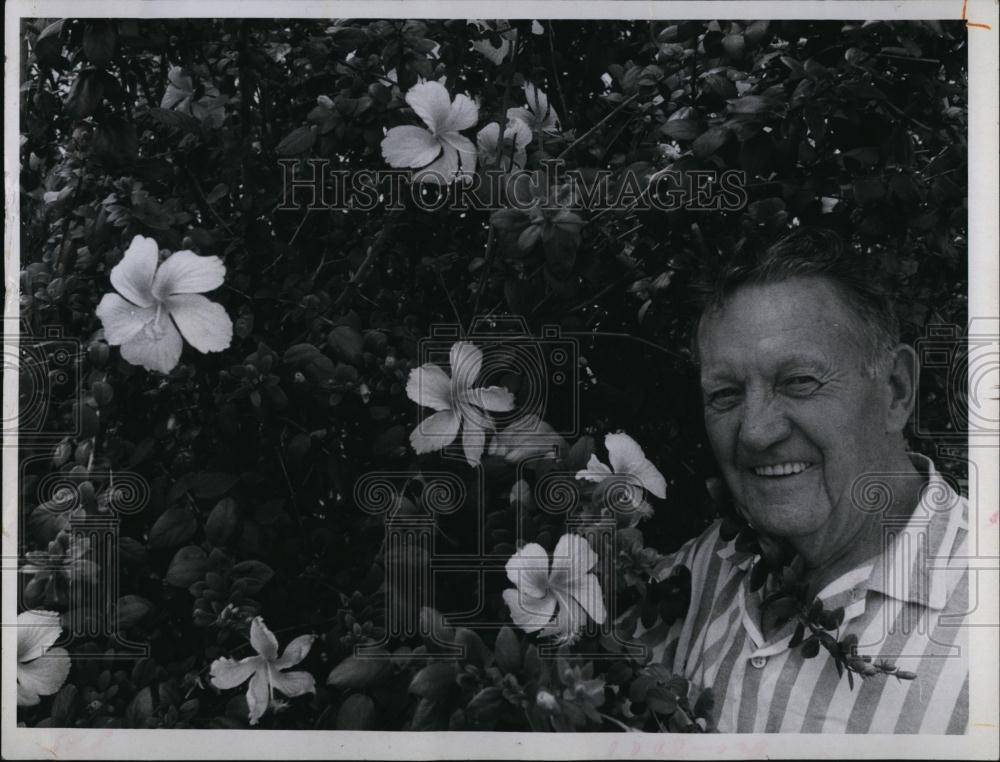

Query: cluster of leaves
18,16,966,730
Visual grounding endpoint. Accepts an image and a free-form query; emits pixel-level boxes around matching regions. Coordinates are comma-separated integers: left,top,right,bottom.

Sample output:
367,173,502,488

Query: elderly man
635,227,968,733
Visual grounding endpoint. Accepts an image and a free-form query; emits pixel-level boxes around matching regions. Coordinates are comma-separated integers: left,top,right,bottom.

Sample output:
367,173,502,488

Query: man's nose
737,391,792,452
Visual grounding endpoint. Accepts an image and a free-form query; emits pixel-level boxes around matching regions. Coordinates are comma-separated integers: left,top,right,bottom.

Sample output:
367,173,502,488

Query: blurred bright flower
96,235,233,375
469,20,518,65
503,533,606,644
488,413,566,463
406,341,515,466
576,433,666,519
535,688,560,713
476,118,532,171
209,616,315,726
17,610,70,706
561,663,605,722
506,82,560,137
659,141,683,161
161,66,226,128
381,81,478,184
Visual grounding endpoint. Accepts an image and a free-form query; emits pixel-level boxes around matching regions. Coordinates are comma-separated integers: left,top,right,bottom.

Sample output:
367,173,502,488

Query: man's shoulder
651,518,745,583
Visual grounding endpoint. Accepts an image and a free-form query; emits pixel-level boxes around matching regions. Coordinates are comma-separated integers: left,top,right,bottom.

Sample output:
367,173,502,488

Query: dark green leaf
205,497,240,545
276,126,317,157
494,626,521,673
147,507,197,548
327,652,391,689
409,662,459,700
335,694,376,729
116,594,152,629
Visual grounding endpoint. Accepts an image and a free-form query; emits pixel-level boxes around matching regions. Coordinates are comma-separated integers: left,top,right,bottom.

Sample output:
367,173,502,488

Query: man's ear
884,343,917,433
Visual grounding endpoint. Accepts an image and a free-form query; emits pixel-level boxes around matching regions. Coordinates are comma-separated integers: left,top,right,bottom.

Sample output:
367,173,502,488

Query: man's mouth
751,462,814,478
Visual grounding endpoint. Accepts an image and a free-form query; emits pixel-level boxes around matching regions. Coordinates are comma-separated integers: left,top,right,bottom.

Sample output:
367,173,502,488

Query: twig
276,446,300,522
435,266,463,326
182,162,235,237
471,42,521,320
333,210,400,309
877,53,941,64
546,23,569,131
555,93,640,161
53,181,83,275
288,207,311,247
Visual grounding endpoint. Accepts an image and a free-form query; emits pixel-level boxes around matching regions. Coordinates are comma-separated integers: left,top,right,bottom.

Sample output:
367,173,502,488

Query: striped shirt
635,453,969,733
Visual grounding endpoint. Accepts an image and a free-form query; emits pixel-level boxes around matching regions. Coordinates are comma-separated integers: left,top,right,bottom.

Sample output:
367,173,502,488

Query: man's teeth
753,462,811,477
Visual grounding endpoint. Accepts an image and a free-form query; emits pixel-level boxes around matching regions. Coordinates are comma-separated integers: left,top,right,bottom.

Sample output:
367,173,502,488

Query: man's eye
705,388,742,411
781,376,822,396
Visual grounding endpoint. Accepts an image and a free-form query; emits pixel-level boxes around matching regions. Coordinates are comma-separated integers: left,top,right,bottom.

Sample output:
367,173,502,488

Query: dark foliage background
17,17,967,730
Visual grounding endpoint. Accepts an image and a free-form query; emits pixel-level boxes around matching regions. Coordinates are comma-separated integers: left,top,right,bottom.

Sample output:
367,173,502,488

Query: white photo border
4,1,997,758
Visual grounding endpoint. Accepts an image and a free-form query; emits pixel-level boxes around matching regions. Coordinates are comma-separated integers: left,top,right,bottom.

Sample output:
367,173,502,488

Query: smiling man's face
697,276,897,546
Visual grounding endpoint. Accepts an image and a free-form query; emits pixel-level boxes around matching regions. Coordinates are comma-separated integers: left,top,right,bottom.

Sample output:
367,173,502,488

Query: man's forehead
695,279,862,372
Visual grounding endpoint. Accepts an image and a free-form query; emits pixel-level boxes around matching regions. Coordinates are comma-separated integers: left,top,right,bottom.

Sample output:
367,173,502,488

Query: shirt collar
864,452,966,610
726,453,966,646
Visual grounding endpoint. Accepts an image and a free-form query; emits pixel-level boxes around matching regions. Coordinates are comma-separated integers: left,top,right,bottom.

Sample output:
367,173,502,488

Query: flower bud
535,689,559,713
92,380,114,406
74,440,93,466
52,439,73,467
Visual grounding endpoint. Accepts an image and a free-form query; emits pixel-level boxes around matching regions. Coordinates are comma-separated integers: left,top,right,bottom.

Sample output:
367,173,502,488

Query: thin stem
555,93,640,162
471,41,521,320
546,23,569,131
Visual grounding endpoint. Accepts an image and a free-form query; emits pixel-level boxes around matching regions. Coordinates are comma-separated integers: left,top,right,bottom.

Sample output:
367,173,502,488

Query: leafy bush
17,17,966,730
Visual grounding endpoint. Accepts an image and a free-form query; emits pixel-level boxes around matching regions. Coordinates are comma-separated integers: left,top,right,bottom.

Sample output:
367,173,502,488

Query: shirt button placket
750,655,767,669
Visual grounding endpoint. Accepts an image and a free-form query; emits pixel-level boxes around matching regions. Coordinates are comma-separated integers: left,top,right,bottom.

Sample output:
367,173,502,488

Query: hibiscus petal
462,417,487,466
449,341,482,391
17,610,63,663
405,364,453,411
405,81,453,133
413,144,459,185
440,93,479,132
472,37,510,66
96,293,157,346
476,122,500,159
381,125,442,169
410,409,460,454
566,572,607,625
550,533,599,581
110,235,159,308
548,591,586,642
151,250,226,299
463,385,515,413
606,433,666,498
119,311,183,374
274,634,315,670
505,106,535,134
165,294,233,354
18,680,40,707
489,414,566,462
504,542,552,597
17,648,71,705
508,118,533,150
249,617,279,661
575,454,613,483
209,655,260,689
245,666,270,726
439,132,477,177
523,83,550,116
269,667,316,698
502,588,557,633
